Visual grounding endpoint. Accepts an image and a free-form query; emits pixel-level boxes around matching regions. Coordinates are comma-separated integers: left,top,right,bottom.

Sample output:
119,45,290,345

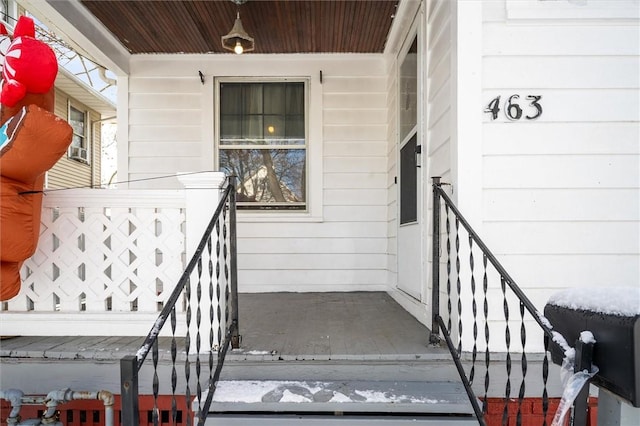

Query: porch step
205,380,477,423
205,415,479,425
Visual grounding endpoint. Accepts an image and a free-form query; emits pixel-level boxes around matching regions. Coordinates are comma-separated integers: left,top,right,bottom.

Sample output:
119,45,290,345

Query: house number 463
484,95,543,121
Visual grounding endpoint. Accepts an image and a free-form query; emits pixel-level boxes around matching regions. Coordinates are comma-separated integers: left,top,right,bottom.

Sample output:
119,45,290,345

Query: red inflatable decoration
0,16,73,300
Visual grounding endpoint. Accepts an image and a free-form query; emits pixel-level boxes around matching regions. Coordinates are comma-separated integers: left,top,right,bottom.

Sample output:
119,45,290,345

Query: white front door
397,29,423,301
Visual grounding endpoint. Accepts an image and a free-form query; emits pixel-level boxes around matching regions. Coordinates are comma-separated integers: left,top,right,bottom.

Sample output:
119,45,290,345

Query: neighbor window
68,104,89,163
217,80,307,210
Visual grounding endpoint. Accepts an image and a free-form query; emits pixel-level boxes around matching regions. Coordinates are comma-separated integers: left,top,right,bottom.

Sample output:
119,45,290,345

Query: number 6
506,95,522,121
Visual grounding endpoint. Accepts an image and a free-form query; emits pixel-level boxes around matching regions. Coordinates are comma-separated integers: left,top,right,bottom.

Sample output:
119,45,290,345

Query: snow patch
579,331,596,345
280,389,312,403
548,287,640,317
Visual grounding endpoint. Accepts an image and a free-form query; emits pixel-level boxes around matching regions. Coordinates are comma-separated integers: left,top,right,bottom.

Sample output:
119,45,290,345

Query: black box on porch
544,303,640,408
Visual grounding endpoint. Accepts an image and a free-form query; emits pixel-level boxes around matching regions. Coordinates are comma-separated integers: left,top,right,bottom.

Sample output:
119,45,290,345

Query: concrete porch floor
0,292,442,362
0,292,454,394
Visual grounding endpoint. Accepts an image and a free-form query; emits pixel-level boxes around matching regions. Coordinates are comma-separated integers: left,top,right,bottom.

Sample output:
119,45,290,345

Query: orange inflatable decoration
0,17,73,300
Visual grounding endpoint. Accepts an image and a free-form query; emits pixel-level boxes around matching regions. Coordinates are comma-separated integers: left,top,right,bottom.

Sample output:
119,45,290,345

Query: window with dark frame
218,81,307,210
68,105,89,163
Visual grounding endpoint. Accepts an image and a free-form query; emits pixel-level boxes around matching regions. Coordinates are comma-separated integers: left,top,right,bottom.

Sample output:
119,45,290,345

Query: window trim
215,76,322,221
67,101,90,165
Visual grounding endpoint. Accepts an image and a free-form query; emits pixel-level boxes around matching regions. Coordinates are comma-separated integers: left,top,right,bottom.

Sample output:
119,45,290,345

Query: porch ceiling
79,0,400,55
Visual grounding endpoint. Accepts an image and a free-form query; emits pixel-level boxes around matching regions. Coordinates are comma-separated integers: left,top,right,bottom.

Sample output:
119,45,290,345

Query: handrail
431,178,556,344
430,177,567,426
121,176,239,426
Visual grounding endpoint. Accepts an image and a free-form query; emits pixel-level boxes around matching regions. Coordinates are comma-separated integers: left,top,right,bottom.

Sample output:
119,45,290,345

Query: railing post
430,176,442,344
228,176,240,349
120,355,139,426
178,172,228,354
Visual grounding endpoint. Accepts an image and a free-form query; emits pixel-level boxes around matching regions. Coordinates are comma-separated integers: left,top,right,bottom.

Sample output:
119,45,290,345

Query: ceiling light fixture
221,0,254,54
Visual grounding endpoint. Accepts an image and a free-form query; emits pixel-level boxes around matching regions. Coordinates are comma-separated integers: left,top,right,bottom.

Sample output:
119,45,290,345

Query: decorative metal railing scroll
431,177,565,426
120,177,239,426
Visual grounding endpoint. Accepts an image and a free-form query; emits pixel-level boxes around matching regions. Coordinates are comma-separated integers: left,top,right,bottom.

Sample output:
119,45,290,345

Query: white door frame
396,6,426,303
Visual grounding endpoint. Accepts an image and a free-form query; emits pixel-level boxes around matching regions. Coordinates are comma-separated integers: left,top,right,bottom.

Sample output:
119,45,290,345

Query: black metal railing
430,177,574,426
120,176,239,426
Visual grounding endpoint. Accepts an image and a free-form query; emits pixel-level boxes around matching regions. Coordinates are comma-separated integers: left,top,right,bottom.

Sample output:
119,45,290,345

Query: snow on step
208,380,476,415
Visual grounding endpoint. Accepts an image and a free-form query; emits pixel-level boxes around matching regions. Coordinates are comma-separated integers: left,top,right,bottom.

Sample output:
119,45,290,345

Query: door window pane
400,134,418,224
399,36,418,142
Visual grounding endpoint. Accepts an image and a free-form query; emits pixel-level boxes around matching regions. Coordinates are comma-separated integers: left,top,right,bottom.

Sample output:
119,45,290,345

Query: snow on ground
213,381,442,404
548,287,640,317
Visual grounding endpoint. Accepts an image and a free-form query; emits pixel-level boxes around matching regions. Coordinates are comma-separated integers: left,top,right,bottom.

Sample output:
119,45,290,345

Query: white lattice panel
5,189,186,315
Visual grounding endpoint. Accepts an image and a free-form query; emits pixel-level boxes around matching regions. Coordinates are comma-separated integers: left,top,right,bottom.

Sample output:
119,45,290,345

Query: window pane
400,134,417,224
242,115,263,140
220,115,242,140
71,134,84,148
220,148,306,204
399,36,418,142
244,84,263,114
264,115,284,139
263,83,285,114
220,84,242,114
70,107,85,136
286,83,304,114
286,114,305,139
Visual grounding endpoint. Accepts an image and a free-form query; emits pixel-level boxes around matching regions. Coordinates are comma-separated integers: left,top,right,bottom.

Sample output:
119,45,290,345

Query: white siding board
238,238,387,255
239,270,387,287
324,141,387,157
324,173,387,189
129,77,201,94
483,24,640,56
322,76,386,93
484,189,640,222
129,93,201,109
238,254,387,270
323,124,387,141
323,157,387,173
428,110,451,155
495,254,640,289
483,122,640,155
236,222,386,239
128,142,203,157
323,206,387,222
323,93,387,109
483,155,639,188
129,157,204,173
484,222,639,255
323,108,387,125
324,189,387,206
128,125,201,142
483,56,640,89
129,109,201,126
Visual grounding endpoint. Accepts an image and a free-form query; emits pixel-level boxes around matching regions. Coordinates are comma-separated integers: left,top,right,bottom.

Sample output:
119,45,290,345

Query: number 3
526,95,542,120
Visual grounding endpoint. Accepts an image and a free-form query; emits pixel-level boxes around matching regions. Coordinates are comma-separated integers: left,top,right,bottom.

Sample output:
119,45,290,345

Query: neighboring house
0,0,638,423
0,0,116,190
47,68,116,189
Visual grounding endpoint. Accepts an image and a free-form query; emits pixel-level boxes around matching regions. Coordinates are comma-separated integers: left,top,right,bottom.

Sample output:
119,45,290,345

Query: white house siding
125,55,389,293
478,0,640,348
47,89,101,189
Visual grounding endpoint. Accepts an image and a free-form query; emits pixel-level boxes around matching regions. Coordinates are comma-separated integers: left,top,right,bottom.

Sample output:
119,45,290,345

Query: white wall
480,0,640,319
123,55,389,293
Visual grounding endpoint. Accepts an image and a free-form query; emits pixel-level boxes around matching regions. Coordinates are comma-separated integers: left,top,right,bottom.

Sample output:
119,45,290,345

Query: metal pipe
0,389,24,421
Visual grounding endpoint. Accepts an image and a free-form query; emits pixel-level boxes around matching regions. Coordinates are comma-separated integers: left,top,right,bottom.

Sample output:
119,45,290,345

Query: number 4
484,96,501,120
